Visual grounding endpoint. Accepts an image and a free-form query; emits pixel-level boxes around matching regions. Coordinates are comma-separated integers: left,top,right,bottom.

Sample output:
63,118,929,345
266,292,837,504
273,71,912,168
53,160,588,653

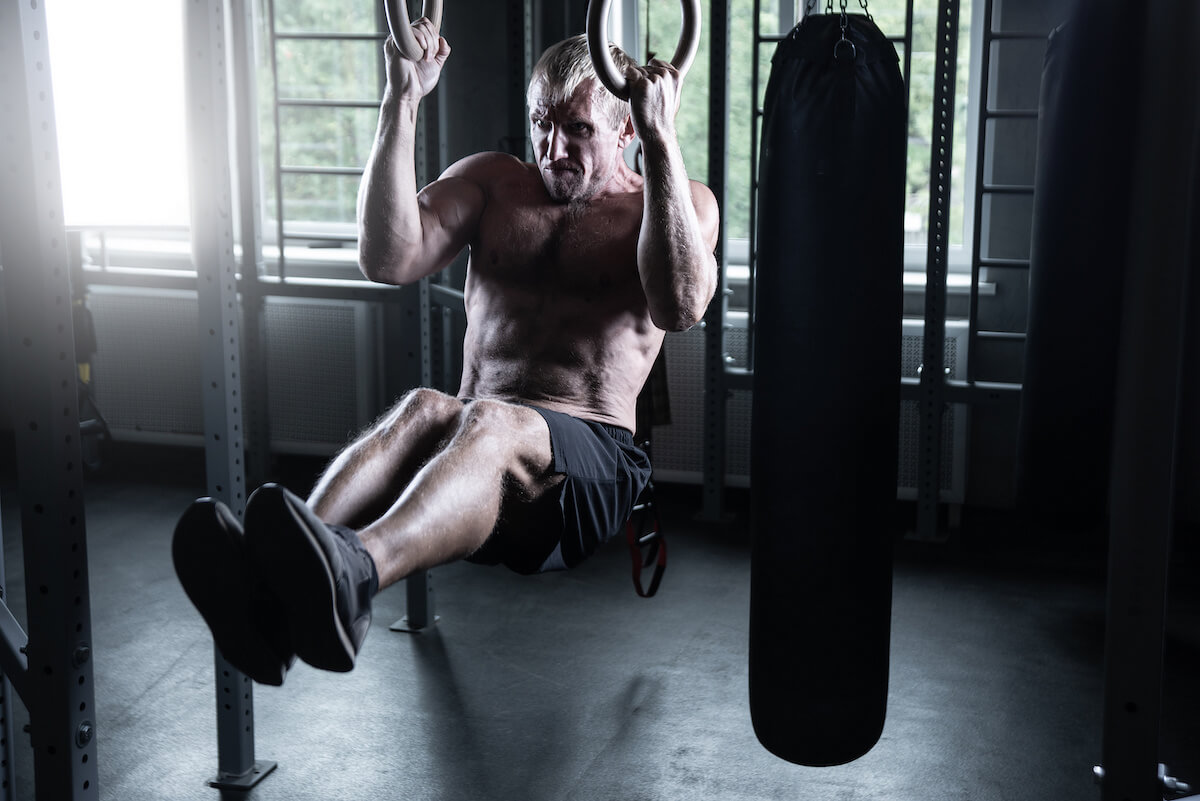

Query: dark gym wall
433,1,516,165
962,0,1064,510
435,0,589,167
1176,243,1200,525
973,0,1198,526
534,0,589,54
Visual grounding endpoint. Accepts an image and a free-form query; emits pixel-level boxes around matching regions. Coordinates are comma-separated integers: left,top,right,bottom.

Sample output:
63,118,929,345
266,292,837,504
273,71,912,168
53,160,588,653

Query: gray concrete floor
1,444,1197,801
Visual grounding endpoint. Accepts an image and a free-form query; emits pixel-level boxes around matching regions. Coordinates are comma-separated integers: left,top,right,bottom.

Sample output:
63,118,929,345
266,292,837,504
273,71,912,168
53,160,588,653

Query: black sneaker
172,498,296,686
244,484,379,673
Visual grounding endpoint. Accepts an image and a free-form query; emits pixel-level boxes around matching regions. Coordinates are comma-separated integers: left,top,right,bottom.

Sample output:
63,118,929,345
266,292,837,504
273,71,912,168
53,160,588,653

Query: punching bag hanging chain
835,0,854,58
812,0,872,21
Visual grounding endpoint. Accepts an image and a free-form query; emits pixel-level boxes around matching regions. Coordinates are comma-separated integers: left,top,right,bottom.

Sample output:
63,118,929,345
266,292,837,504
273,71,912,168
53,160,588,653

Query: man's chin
543,174,580,203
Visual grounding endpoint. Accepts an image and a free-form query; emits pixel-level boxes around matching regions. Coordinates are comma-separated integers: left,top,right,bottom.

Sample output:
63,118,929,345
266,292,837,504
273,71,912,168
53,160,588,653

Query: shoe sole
172,500,288,686
246,486,356,672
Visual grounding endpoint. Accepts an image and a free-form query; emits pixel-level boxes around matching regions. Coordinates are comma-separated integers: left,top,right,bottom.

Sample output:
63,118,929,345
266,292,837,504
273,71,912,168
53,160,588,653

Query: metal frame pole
391,272,438,633
506,0,535,160
700,0,732,522
0,3,101,798
231,0,274,490
966,0,995,386
389,0,447,635
914,0,961,543
183,0,276,788
400,228,438,632
391,572,439,632
0,518,14,801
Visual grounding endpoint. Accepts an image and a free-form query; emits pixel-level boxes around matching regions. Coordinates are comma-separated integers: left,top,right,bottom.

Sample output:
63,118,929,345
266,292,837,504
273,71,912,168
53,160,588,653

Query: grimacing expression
529,79,630,203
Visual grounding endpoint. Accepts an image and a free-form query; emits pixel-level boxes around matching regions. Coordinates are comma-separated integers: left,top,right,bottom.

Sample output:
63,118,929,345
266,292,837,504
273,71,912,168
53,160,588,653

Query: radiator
87,286,377,455
651,316,969,503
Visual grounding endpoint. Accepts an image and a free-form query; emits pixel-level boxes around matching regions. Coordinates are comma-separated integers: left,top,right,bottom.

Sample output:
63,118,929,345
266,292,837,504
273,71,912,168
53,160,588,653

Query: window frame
53,0,986,290
726,0,986,318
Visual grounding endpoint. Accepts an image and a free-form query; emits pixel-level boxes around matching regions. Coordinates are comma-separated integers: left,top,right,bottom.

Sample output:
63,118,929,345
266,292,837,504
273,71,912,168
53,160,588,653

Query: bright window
636,1,712,195
41,0,976,273
46,1,189,227
264,3,382,233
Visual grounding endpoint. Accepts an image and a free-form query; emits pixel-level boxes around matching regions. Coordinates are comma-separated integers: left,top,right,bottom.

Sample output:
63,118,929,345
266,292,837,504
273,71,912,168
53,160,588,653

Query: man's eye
531,118,549,129
569,123,592,135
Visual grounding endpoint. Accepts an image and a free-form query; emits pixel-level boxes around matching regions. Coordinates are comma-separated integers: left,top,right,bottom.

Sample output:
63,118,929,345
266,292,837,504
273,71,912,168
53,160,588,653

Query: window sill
903,271,996,296
78,232,368,282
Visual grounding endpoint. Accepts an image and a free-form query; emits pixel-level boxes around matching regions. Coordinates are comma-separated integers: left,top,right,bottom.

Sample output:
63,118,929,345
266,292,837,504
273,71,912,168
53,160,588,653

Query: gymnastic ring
586,0,702,101
384,0,444,61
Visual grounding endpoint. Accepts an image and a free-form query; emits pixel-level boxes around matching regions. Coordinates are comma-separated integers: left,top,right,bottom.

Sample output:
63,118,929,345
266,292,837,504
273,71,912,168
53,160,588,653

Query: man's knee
364,387,461,445
398,387,462,425
402,387,461,419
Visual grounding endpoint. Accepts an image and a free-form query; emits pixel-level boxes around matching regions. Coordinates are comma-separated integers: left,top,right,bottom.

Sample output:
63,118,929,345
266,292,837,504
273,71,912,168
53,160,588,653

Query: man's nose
547,126,569,160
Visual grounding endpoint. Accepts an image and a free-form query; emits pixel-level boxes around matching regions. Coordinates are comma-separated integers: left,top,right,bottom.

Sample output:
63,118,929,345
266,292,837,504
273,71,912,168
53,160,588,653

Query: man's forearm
357,93,423,284
637,134,717,331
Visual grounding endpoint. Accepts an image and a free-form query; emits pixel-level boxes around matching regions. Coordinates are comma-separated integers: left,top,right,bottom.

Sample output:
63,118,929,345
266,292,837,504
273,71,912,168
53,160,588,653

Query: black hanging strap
625,484,666,598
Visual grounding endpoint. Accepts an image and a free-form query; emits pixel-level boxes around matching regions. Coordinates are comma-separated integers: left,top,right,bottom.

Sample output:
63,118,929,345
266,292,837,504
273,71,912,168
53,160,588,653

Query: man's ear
617,113,636,149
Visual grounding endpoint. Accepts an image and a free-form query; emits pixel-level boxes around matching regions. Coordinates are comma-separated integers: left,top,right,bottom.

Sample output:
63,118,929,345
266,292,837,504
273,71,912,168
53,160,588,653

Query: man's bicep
416,175,485,268
690,181,721,252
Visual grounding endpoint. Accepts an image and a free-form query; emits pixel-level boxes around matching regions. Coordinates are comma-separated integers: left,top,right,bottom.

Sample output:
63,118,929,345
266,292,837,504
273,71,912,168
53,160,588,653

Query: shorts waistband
596,422,635,446
459,396,636,446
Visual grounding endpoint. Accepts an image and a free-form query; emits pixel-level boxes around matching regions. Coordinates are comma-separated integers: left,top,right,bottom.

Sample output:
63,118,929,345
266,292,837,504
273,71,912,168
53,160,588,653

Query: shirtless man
172,22,719,686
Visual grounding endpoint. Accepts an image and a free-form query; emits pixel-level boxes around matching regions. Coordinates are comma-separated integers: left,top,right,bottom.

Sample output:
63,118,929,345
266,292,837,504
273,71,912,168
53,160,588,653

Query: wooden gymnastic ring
384,0,444,61
586,0,701,101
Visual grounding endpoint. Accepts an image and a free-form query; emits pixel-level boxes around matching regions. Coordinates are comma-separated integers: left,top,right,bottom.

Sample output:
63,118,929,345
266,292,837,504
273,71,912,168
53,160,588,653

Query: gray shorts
466,404,652,574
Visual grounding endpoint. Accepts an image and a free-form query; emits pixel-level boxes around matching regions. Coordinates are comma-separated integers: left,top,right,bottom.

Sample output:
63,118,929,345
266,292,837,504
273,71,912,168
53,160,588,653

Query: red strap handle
625,492,667,598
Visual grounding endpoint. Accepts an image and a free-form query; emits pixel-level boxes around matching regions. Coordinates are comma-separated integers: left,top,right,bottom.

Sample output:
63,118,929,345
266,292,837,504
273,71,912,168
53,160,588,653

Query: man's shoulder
442,152,537,187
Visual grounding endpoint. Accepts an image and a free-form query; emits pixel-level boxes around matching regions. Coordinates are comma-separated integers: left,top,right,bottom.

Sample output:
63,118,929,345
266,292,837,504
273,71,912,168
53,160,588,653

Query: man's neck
594,160,644,197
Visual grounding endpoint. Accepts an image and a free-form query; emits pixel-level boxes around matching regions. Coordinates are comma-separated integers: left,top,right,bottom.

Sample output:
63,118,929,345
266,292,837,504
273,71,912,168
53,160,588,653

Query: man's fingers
625,61,679,88
646,57,679,76
407,17,444,62
413,20,431,58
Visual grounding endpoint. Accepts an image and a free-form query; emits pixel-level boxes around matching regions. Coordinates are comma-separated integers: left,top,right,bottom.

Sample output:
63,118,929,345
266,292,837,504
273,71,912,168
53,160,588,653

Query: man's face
529,79,631,203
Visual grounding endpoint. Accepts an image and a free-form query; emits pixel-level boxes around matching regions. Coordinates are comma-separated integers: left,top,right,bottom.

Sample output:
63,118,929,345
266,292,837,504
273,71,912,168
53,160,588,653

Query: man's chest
473,196,642,294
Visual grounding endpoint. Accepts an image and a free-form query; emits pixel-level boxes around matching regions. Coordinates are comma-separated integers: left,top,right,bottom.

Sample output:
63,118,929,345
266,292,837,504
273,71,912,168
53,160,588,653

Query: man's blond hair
527,34,635,130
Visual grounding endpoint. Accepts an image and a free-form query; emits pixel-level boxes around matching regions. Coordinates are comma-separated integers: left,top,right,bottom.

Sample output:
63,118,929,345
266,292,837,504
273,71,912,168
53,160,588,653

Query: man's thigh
469,404,650,574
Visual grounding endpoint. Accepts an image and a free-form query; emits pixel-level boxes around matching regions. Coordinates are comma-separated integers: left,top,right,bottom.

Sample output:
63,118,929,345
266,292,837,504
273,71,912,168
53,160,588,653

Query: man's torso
456,155,663,431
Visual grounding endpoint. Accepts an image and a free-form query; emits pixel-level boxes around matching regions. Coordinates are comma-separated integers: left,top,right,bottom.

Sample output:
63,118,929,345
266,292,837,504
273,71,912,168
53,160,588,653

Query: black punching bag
1016,3,1140,535
749,12,906,767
